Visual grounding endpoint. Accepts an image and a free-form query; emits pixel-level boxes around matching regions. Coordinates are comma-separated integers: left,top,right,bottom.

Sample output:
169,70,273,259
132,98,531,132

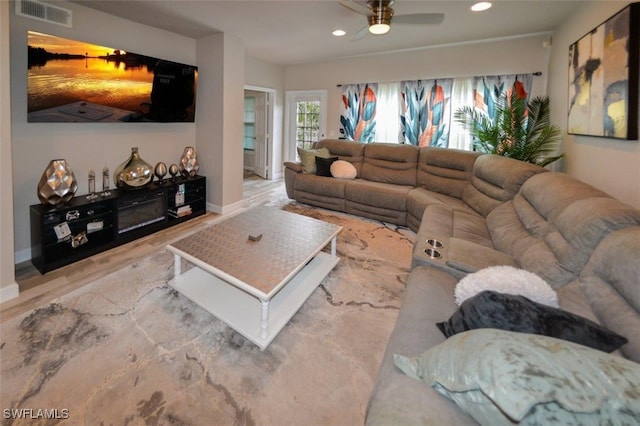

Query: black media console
30,175,206,274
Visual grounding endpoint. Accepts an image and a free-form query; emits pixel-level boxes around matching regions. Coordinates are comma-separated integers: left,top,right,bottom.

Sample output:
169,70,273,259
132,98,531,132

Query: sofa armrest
445,237,517,273
284,161,303,173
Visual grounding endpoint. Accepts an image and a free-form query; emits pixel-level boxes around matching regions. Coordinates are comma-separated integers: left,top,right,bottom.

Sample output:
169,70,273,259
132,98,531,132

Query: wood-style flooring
1,174,287,321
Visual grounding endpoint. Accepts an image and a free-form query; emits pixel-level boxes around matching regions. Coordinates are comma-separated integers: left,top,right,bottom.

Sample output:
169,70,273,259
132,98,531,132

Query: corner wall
547,1,639,209
196,33,244,214
1,1,18,302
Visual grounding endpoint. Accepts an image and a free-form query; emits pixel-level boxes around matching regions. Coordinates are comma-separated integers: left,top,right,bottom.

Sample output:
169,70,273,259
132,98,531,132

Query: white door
253,92,268,179
286,90,327,161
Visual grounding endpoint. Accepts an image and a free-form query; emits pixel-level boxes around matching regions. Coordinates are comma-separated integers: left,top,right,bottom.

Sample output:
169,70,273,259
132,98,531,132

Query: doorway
286,90,327,161
243,90,269,179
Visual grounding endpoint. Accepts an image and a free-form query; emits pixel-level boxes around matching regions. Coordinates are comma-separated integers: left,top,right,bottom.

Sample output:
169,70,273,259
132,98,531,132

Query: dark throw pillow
315,156,338,177
436,290,628,353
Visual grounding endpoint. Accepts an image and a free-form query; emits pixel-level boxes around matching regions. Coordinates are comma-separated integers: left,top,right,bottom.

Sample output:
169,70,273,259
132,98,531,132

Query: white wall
284,33,553,141
196,33,245,213
547,1,640,209
1,1,18,302
10,1,198,261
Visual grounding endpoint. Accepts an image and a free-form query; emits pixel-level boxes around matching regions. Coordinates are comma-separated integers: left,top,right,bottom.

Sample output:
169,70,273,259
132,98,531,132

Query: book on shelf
168,204,192,218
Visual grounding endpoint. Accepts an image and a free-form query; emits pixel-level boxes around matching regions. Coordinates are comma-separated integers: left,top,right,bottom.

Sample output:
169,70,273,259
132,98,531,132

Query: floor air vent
15,0,72,28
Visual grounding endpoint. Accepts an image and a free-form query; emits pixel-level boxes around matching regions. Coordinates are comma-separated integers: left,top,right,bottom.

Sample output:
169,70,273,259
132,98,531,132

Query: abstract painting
568,3,639,140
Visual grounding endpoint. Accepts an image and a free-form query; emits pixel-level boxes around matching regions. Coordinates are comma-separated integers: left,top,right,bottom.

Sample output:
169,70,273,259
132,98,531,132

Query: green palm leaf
454,93,563,167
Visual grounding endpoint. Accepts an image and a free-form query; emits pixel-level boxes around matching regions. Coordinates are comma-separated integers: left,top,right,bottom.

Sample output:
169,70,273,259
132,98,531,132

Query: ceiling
71,1,585,66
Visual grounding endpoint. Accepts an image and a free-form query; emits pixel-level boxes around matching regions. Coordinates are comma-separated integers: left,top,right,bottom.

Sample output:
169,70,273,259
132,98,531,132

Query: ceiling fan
339,0,444,41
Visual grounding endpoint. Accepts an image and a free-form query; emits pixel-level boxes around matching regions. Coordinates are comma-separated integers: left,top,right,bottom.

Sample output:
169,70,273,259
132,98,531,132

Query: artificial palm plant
454,92,563,167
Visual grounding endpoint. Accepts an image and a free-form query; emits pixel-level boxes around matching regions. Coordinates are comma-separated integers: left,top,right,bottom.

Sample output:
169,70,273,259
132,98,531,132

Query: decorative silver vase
179,146,199,178
114,147,153,189
37,159,78,205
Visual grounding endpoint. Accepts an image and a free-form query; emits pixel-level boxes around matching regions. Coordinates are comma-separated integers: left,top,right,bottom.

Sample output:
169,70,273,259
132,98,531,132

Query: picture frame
567,3,639,140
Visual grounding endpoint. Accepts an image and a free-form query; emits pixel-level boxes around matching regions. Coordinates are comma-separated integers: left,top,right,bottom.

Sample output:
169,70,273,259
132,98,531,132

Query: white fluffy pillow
455,266,558,308
330,160,357,179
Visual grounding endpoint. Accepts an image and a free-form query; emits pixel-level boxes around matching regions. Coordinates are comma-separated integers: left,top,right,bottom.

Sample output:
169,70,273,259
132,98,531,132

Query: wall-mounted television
27,31,198,123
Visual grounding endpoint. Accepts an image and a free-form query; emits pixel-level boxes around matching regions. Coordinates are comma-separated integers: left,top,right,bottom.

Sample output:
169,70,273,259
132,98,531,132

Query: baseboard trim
0,283,19,304
207,199,246,215
14,248,30,264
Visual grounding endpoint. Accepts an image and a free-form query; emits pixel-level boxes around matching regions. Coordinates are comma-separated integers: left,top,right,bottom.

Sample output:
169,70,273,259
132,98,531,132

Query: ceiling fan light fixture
368,6,393,35
369,22,390,35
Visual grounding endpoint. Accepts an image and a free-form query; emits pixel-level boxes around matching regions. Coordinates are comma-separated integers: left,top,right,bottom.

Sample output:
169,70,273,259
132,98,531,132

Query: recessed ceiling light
332,29,346,37
471,2,492,12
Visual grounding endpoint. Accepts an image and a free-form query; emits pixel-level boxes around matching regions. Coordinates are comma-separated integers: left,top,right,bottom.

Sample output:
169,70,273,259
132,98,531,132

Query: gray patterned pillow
394,329,640,424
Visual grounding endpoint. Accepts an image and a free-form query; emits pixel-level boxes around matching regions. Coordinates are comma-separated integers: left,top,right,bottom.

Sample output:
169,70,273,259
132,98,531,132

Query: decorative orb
37,159,78,205
169,164,179,179
154,162,167,182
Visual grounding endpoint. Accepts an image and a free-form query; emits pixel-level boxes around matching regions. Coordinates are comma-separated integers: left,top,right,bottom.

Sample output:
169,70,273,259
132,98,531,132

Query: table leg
331,235,337,258
173,254,182,281
260,299,270,340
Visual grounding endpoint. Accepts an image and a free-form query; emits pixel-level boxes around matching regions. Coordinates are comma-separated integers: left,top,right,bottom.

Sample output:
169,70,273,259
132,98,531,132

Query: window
244,96,255,151
296,100,320,151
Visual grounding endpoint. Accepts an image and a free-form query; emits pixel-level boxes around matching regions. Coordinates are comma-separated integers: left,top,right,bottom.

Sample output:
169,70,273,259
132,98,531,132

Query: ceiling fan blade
351,25,370,41
393,13,445,25
339,0,371,16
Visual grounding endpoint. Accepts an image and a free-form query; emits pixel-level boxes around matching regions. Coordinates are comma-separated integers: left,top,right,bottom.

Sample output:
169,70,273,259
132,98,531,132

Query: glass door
286,90,327,161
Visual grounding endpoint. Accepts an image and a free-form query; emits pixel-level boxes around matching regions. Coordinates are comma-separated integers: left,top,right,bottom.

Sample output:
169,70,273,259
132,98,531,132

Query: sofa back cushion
316,139,365,177
579,227,640,362
487,172,640,287
462,155,547,217
417,147,480,199
361,143,419,186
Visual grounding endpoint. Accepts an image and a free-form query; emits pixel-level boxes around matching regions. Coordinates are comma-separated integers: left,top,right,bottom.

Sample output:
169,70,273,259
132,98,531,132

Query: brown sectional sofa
283,139,640,424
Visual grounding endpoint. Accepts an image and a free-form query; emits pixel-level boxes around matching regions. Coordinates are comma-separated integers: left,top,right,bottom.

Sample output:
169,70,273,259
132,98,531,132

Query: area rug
0,204,415,425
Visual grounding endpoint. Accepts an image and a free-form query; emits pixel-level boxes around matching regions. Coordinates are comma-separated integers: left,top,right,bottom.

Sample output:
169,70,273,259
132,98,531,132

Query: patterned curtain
339,83,378,142
473,74,533,119
400,79,453,147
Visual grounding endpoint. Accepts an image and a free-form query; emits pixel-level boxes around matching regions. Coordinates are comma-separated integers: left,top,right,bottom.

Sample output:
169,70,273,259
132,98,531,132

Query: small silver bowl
426,239,443,248
424,248,442,259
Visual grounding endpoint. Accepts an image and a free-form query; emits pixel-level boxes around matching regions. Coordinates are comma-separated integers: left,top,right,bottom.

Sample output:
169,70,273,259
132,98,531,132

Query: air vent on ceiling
15,0,72,28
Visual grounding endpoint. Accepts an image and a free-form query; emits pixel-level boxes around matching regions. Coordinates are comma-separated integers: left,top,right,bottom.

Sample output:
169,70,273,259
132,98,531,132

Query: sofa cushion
344,179,412,211
394,329,640,425
437,291,627,352
462,154,547,217
580,227,640,362
406,188,476,232
297,146,331,174
361,143,418,186
365,266,477,426
416,147,479,198
295,173,346,198
487,173,640,287
316,139,365,176
418,204,492,248
453,265,557,307
444,238,517,274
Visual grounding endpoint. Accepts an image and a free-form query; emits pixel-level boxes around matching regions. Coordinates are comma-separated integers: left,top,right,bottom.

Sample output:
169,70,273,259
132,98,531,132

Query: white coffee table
167,207,341,350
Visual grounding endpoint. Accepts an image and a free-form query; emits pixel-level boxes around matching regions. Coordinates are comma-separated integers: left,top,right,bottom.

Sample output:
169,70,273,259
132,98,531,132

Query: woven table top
169,208,341,296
